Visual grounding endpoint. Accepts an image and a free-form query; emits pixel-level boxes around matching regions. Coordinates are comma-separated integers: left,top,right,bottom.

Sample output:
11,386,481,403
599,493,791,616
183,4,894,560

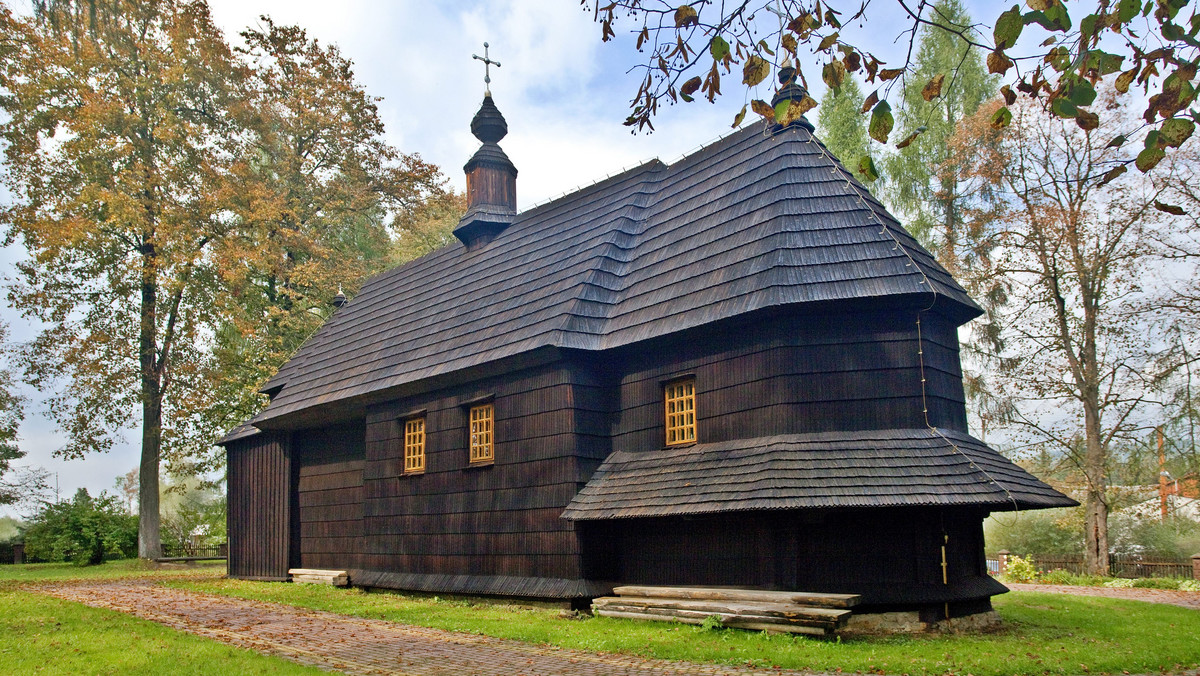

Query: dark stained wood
293,421,366,571
607,308,969,454
226,431,290,581
354,362,600,589
580,507,1004,611
222,106,1075,615
466,165,516,211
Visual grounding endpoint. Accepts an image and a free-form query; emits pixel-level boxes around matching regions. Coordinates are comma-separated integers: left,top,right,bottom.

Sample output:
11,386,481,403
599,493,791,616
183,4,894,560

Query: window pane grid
469,404,494,463
403,418,425,473
665,380,696,445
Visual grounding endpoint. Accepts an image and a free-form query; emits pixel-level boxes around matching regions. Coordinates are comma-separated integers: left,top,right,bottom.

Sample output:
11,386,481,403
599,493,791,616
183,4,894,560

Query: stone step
288,568,349,586
592,596,850,625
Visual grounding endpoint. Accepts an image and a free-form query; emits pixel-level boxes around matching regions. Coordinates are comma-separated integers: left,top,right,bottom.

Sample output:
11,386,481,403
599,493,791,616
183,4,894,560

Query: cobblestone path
36,581,825,676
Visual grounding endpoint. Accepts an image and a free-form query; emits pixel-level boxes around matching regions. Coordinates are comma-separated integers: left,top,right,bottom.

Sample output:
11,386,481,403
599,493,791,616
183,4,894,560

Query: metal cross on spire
472,42,501,96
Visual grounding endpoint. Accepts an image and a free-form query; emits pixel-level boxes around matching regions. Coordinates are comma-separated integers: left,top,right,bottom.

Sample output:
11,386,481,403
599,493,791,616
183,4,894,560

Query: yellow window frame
469,404,494,463
403,417,425,473
664,379,696,446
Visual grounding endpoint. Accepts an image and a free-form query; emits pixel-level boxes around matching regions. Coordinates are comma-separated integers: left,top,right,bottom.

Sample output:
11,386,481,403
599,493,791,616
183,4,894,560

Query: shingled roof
251,120,981,427
561,428,1078,520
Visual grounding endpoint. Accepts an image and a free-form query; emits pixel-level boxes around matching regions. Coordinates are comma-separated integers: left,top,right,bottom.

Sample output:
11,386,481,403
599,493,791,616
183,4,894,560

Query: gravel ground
1005,582,1200,610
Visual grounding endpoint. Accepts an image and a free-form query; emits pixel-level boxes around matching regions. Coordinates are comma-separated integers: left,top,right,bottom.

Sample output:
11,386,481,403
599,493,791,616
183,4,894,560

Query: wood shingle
248,122,979,429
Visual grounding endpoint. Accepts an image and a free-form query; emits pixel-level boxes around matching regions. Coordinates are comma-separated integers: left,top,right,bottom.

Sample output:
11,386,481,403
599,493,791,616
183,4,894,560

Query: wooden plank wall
610,307,967,452
360,362,610,584
466,163,516,209
587,507,992,609
226,432,291,580
293,421,367,570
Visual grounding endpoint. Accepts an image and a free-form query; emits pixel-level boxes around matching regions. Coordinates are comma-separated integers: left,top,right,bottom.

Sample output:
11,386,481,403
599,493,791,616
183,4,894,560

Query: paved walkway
36,581,824,676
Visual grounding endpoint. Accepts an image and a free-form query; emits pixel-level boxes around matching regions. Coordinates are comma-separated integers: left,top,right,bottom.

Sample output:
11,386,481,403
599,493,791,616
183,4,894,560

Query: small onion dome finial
770,59,815,132
332,289,347,308
471,94,508,144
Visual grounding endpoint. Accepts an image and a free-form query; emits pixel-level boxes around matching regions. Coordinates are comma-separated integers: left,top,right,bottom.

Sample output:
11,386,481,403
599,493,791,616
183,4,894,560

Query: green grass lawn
171,577,1200,676
5,561,1197,675
0,585,323,675
1,561,321,674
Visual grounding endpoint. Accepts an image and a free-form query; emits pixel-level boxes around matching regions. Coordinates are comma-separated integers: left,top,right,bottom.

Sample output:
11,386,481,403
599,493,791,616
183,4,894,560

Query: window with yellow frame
403,417,425,473
468,403,494,463
664,379,696,446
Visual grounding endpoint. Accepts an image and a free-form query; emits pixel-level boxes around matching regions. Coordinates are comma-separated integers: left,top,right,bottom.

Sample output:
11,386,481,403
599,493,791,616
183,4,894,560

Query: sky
1,0,1002,515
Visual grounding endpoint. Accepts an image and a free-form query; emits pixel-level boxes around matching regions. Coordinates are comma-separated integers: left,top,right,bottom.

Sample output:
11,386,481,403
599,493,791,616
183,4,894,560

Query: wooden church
222,71,1075,624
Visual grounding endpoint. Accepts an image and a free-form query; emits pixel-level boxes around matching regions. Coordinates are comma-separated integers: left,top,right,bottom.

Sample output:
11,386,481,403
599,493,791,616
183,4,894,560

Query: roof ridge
556,163,666,337
522,158,667,216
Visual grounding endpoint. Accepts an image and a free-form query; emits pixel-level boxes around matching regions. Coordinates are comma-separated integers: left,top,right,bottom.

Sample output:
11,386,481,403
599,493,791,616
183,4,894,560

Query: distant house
1124,494,1200,522
221,77,1075,623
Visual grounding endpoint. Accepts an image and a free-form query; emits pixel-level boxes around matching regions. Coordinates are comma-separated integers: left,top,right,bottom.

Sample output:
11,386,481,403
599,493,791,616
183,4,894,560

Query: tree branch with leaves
589,0,1199,191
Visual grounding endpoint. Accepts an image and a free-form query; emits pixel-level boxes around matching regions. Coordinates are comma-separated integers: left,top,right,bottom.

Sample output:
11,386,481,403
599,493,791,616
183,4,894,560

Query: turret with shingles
454,94,517,250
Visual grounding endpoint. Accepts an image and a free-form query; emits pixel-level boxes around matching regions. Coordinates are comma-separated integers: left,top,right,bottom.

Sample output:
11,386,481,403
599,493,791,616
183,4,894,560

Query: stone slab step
288,568,348,586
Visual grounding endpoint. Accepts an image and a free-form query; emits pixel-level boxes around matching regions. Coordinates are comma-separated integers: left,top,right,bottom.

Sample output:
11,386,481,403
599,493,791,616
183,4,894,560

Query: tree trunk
137,408,161,559
137,245,163,560
1082,402,1109,575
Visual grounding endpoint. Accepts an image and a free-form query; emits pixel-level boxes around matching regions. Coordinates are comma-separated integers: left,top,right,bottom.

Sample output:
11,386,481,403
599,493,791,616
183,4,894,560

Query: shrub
700,614,725,631
1103,578,1135,588
1003,554,1040,582
1038,568,1101,585
160,479,226,555
23,488,137,565
985,508,1084,557
1132,577,1187,590
1179,579,1200,592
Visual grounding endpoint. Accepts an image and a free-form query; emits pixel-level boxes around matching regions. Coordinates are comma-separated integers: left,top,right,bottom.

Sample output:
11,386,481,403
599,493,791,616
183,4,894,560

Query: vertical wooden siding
226,432,291,580
238,303,976,597
610,307,968,453
360,362,605,582
294,421,366,570
588,507,991,608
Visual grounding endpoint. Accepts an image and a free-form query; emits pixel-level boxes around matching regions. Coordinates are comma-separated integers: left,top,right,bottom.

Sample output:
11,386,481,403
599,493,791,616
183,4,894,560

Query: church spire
455,43,518,250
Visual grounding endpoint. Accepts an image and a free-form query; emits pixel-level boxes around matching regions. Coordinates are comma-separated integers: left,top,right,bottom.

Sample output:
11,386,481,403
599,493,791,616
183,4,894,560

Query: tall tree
882,0,1002,440
392,189,467,264
0,0,240,557
168,17,447,465
946,93,1190,574
815,77,875,181
885,0,994,257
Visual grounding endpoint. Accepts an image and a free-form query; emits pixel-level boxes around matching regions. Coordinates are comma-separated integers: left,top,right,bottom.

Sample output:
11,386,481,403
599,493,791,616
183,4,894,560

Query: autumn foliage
0,0,454,556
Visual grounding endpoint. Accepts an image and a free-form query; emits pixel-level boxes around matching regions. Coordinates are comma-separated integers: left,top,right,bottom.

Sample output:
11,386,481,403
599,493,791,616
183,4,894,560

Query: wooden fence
161,543,227,559
988,551,1198,579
